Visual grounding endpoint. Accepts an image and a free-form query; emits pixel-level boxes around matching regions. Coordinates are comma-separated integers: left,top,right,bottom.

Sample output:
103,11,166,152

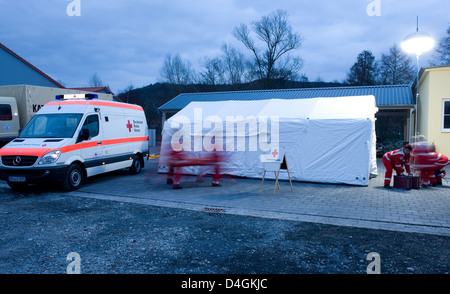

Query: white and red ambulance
0,94,149,191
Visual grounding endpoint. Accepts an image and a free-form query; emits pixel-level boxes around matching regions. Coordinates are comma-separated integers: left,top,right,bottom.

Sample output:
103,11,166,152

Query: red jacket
384,149,411,174
433,153,449,169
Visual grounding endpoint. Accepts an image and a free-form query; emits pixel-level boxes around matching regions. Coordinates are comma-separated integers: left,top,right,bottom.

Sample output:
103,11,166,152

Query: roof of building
69,86,115,95
420,63,450,76
414,64,450,89
158,84,414,111
0,42,65,88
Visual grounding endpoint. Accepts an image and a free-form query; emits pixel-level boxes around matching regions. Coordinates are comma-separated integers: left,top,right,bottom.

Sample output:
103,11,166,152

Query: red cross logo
272,149,279,158
126,120,133,132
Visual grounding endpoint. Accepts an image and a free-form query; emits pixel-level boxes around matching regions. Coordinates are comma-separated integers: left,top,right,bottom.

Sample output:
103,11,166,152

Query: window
443,100,450,132
0,104,12,120
81,114,100,138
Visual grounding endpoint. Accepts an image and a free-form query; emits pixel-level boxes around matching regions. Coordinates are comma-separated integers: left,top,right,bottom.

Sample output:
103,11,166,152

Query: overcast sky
1,0,449,94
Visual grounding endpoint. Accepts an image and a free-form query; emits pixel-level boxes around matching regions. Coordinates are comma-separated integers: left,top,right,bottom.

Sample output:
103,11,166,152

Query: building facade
0,42,64,88
1,42,115,97
417,65,450,156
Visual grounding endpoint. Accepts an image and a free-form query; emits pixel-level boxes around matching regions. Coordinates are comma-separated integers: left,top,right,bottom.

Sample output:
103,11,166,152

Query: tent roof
168,95,378,121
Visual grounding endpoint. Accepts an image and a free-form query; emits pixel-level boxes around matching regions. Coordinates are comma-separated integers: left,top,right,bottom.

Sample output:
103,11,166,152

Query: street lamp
401,31,435,56
401,17,435,142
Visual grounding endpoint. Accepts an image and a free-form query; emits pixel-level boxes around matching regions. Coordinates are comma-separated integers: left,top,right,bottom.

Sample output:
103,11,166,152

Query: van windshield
19,113,83,138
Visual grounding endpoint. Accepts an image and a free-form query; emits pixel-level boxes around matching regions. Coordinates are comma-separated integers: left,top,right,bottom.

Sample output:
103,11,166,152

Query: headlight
39,150,62,165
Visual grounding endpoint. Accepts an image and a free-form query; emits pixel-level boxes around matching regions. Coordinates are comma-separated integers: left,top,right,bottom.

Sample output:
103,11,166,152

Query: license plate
8,176,26,183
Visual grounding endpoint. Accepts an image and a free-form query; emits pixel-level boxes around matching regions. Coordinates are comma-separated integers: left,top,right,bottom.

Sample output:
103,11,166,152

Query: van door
0,97,20,144
77,113,105,177
101,111,131,172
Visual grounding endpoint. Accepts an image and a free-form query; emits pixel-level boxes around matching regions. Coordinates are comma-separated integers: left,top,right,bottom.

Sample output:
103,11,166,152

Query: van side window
81,114,99,138
0,104,13,121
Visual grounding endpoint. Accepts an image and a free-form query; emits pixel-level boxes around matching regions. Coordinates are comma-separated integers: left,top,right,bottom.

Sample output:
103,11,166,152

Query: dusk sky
1,0,449,94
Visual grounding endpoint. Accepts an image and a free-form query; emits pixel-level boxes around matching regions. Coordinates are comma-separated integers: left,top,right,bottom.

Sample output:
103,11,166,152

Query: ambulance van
0,94,149,191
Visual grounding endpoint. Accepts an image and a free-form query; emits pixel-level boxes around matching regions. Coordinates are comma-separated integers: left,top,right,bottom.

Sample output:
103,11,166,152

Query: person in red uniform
411,142,436,187
210,150,222,187
431,152,449,186
166,149,223,189
382,144,412,189
413,143,450,187
166,149,185,189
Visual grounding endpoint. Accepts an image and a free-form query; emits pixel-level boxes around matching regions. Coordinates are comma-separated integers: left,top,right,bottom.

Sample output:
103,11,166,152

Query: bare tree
431,24,450,65
117,84,134,103
89,73,104,87
159,54,196,85
233,9,303,88
199,45,249,86
221,44,247,85
200,56,226,86
379,44,415,85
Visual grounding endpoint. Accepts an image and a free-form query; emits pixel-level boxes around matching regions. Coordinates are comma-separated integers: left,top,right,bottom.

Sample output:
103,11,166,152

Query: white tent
158,96,378,186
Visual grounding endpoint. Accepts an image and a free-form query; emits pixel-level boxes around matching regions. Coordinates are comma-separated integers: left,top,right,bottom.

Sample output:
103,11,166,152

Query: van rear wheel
63,164,84,191
129,155,143,175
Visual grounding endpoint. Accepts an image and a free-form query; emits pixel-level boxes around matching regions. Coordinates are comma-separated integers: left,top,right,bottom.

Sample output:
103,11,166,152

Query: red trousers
211,152,221,184
382,155,396,186
420,169,436,185
166,150,185,187
168,164,220,185
167,165,183,185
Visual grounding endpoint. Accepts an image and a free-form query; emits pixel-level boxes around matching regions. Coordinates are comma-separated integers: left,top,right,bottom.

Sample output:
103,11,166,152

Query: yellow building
417,64,450,156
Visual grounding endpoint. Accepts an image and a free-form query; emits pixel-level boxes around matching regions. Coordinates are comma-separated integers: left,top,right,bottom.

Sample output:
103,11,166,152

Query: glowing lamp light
401,31,435,56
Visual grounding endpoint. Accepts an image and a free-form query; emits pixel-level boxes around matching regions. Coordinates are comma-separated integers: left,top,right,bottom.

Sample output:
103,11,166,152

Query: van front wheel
63,164,84,191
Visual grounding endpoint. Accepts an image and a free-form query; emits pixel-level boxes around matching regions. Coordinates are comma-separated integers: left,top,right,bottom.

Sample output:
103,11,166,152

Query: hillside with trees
115,14,450,139
116,79,344,136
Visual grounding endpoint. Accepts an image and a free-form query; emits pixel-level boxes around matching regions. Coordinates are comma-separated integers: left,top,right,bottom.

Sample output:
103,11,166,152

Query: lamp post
401,17,435,142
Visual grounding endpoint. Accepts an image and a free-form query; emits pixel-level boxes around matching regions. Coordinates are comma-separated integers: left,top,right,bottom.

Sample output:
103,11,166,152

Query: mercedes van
0,94,149,190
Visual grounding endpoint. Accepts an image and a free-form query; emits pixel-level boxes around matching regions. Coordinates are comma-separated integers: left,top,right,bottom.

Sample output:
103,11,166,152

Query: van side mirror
77,128,90,143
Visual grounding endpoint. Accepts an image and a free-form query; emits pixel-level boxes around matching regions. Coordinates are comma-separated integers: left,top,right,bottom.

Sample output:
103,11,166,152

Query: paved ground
1,156,449,276
62,157,450,237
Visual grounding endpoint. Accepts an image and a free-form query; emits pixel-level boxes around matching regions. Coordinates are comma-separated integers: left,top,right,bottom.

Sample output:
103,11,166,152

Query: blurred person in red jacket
166,149,185,189
411,141,435,187
422,146,449,187
382,144,412,189
431,152,449,186
411,143,449,187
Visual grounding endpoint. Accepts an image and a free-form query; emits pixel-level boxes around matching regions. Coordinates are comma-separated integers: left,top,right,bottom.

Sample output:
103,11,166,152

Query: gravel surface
0,185,449,278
